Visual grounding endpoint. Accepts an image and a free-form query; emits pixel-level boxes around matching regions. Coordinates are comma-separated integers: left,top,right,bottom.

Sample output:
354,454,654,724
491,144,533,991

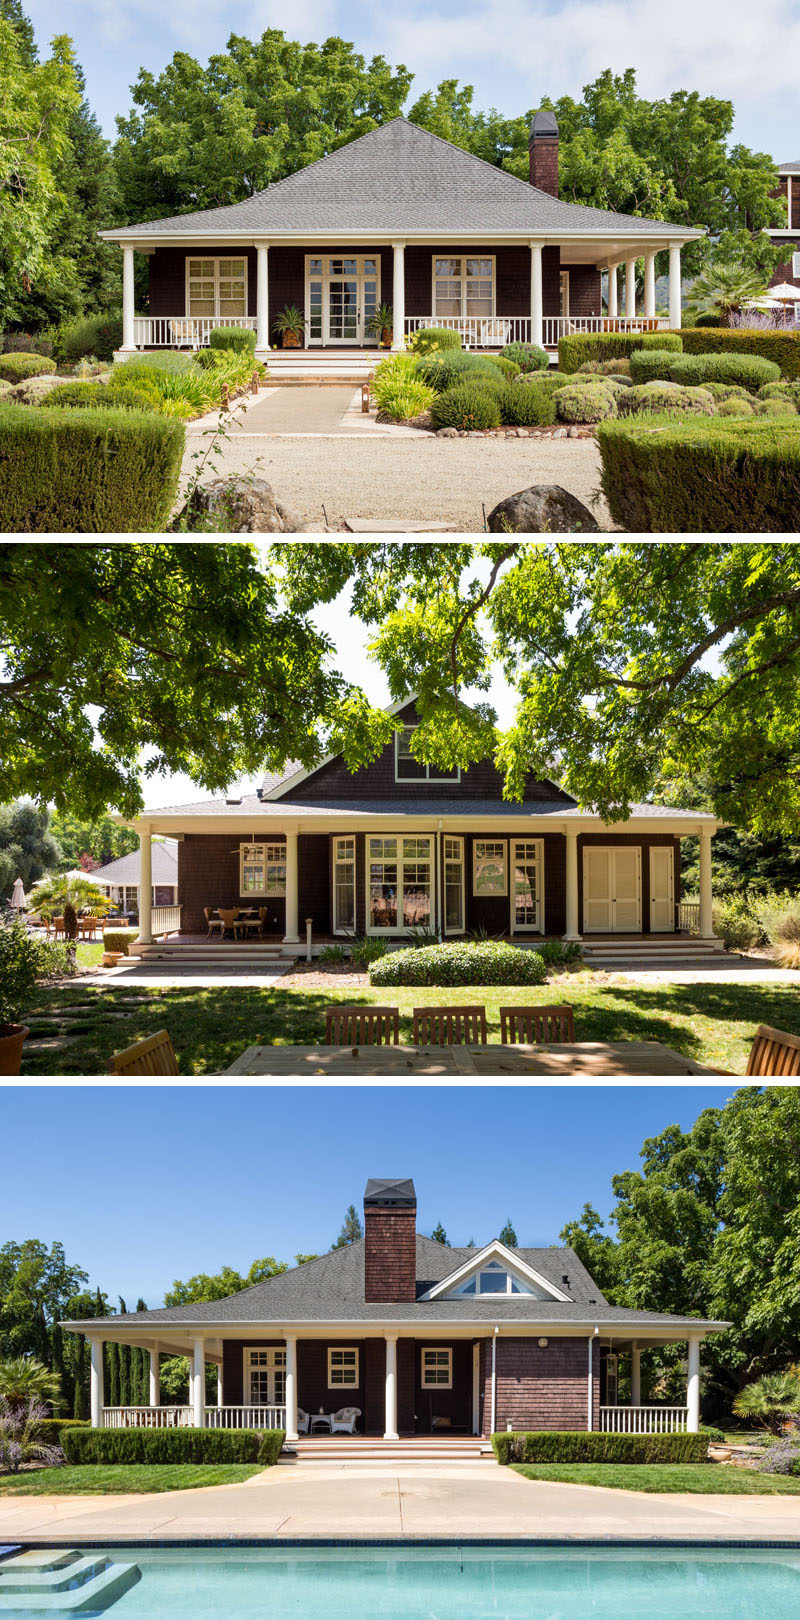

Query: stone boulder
179,476,309,533
487,485,600,533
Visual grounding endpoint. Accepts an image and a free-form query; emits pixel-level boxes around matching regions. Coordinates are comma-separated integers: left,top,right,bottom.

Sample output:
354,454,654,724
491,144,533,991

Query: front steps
130,940,284,967
581,935,727,972
266,349,378,379
0,1550,141,1612
285,1436,494,1463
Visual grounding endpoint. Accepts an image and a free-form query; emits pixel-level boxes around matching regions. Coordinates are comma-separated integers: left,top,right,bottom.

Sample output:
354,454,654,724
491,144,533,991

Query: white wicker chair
330,1406,361,1434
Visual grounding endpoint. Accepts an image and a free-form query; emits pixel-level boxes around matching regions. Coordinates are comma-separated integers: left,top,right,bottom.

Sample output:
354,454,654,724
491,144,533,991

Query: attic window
449,1266,535,1298
395,725,460,784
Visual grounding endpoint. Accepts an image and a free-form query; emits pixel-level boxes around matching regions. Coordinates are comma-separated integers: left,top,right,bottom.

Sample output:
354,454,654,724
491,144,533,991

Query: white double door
583,846,642,933
306,255,380,344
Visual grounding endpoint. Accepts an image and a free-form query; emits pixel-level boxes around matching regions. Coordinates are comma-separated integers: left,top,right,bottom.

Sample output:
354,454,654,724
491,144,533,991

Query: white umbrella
10,877,26,911
768,281,800,302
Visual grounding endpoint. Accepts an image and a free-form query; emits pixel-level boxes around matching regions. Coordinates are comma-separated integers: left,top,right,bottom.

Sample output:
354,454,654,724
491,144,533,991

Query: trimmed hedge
209,326,256,355
102,929,139,955
598,416,800,532
555,382,618,423
558,330,682,373
40,382,109,408
499,382,557,426
409,326,462,354
31,1418,90,1445
500,340,548,373
616,382,716,417
491,1430,710,1465
121,351,195,375
674,327,800,381
431,382,502,431
61,1425,284,1466
0,352,52,383
369,939,549,987
417,351,505,391
668,353,780,391
628,348,687,384
0,405,185,532
55,314,123,364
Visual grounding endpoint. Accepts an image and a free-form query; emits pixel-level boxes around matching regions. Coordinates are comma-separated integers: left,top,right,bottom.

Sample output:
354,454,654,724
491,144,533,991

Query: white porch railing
542,315,667,347
405,315,532,349
600,1405,688,1434
204,1405,286,1429
102,1406,193,1428
152,905,181,937
678,901,700,934
132,315,257,350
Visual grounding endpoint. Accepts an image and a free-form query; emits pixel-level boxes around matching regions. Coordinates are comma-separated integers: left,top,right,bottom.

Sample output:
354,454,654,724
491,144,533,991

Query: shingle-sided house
122,698,722,957
91,837,179,919
767,160,800,297
103,115,703,362
64,1178,727,1442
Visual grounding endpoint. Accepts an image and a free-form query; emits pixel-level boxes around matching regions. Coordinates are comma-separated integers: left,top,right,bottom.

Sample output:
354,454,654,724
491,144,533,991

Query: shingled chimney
363,1177,417,1303
529,109,559,197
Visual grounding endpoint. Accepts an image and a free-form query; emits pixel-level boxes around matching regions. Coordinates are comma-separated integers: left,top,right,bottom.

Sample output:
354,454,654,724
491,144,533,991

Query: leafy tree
430,1222,449,1245
164,1258,286,1307
409,80,523,167
293,1253,320,1267
0,800,60,899
48,810,138,872
654,770,800,894
685,254,769,325
498,1219,518,1247
0,1240,88,1361
333,1205,363,1248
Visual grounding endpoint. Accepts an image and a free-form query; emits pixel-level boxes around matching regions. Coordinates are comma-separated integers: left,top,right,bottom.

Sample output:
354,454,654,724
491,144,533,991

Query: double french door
583,846,642,932
306,255,380,345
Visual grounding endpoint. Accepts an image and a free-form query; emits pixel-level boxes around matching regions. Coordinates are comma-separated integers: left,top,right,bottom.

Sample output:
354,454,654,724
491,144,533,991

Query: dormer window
395,725,460,784
450,1261,535,1298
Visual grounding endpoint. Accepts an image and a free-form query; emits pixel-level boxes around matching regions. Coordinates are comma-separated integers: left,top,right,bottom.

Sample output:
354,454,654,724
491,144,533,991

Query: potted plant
367,303,394,347
0,915,40,1075
272,306,306,349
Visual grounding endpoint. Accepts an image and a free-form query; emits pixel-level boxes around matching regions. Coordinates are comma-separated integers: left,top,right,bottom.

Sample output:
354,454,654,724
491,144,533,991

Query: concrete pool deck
2,1463,800,1544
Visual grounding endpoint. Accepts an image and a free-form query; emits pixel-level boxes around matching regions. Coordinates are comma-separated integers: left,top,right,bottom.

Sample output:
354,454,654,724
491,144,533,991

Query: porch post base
113,349,138,363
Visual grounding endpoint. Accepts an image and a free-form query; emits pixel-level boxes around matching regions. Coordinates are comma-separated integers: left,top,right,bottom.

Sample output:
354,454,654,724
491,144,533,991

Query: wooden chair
500,1004,576,1045
204,906,224,939
745,1024,800,1076
235,911,263,939
412,1005,488,1045
109,1030,179,1076
217,907,240,939
324,1005,400,1045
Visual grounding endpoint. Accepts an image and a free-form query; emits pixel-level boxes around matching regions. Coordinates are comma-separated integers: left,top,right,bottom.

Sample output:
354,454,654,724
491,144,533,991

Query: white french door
583,847,642,932
243,1347,285,1406
649,846,675,932
306,255,380,345
511,839,544,933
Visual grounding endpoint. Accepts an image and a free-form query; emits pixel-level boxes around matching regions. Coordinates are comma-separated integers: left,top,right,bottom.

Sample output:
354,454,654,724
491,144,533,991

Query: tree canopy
0,799,60,899
48,809,138,871
333,1205,364,1248
164,1258,287,1307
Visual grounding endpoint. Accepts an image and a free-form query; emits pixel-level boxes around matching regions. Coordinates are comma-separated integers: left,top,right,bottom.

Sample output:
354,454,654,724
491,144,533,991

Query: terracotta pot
0,1024,29,1076
283,331,301,348
381,327,393,347
102,951,124,968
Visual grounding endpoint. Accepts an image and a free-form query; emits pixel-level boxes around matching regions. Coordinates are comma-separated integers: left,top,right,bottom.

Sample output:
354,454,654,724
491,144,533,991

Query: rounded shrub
555,382,618,423
515,371,574,395
123,351,195,375
759,380,800,405
499,382,557,426
408,326,462,355
39,382,108,408
0,352,52,384
369,939,549,987
693,313,723,327
579,357,632,377
717,396,756,416
208,326,256,355
617,381,716,417
431,382,502,431
701,381,752,401
7,376,63,405
106,383,163,411
417,350,504,392
54,314,123,365
489,355,520,380
629,348,688,384
668,353,780,391
500,341,548,373
755,397,797,416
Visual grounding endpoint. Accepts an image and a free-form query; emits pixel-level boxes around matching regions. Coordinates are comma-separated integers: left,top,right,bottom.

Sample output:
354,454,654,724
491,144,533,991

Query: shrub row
0,352,53,383
102,929,139,954
598,415,800,532
491,1430,710,1465
31,1418,90,1445
61,1425,285,1466
676,327,800,380
209,326,256,355
369,939,549,987
629,350,780,390
54,314,124,365
408,326,462,354
0,406,185,533
558,330,682,372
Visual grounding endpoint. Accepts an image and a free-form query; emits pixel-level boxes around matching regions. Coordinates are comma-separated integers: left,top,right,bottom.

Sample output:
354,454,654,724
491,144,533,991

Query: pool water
3,1544,800,1619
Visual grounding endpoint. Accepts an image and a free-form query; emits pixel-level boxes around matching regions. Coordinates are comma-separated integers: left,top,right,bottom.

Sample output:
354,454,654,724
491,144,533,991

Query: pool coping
4,1537,800,1551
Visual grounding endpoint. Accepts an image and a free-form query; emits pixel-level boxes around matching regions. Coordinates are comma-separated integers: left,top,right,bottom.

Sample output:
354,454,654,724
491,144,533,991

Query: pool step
0,1550,141,1612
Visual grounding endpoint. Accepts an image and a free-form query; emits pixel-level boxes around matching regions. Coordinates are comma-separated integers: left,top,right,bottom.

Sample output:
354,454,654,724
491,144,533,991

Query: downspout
491,1325,499,1433
436,820,443,941
587,1325,599,1431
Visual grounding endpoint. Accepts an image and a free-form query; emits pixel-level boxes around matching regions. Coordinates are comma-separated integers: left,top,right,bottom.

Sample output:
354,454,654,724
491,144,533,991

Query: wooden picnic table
225,1041,721,1076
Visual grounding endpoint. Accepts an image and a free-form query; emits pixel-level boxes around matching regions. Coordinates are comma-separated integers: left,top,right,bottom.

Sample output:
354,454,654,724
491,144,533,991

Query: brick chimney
529,109,559,197
363,1177,417,1303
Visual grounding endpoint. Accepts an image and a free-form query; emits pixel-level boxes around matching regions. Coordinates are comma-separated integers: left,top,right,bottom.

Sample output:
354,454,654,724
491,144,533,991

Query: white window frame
186,256,248,320
510,837,545,935
431,255,496,321
421,1347,453,1389
395,725,460,784
239,842,286,898
332,835,356,935
472,839,507,898
443,834,465,936
450,1263,536,1298
305,254,381,347
366,834,435,935
605,1351,619,1407
243,1346,286,1407
327,1346,359,1389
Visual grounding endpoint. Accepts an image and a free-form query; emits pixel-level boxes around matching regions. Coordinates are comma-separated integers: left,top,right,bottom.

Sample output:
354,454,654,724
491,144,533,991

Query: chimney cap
364,1177,416,1207
530,109,559,143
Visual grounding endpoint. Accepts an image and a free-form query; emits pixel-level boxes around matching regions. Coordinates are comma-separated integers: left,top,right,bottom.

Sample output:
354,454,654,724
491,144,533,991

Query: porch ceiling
121,808,724,837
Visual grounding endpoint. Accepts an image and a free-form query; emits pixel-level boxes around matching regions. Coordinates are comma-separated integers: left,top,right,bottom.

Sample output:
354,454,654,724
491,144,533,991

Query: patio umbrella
768,281,800,303
10,877,26,911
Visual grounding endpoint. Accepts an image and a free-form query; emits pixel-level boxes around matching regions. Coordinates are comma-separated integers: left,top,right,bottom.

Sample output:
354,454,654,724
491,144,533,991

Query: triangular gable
420,1241,572,1303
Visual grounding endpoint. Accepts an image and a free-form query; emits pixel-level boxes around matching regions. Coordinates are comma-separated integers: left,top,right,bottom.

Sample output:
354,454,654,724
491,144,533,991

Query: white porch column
149,1344,160,1407
121,246,136,353
630,1343,641,1407
686,1334,701,1433
392,242,405,350
282,830,300,944
669,244,682,329
472,1343,480,1436
490,1327,498,1434
530,243,543,350
285,1333,298,1442
625,258,637,318
192,1337,205,1428
644,253,656,320
564,829,580,941
217,1363,224,1409
699,828,714,939
607,264,618,320
256,244,270,356
384,1335,398,1440
587,1330,595,1432
90,1338,104,1428
138,828,152,945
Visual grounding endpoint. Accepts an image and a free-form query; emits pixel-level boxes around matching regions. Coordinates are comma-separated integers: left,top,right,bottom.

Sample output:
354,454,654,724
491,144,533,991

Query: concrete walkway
224,386,358,435
3,1464,800,1544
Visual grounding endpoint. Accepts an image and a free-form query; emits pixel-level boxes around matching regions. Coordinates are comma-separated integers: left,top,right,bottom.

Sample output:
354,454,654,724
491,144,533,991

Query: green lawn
512,1462,800,1494
19,976,800,1075
0,1464,262,1495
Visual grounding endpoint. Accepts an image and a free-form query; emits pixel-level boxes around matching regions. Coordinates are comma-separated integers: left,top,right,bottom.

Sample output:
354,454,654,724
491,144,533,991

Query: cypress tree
73,1339,86,1419
117,1299,129,1404
107,1340,119,1406
51,1322,65,1415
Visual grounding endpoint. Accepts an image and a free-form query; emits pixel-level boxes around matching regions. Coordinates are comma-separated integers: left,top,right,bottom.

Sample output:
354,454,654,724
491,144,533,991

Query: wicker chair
500,1004,576,1045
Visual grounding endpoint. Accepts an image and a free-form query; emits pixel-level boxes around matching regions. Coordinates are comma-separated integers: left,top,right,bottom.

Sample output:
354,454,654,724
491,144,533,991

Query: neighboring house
92,838,179,917
102,115,703,361
63,1177,727,1439
120,698,721,951
766,160,800,296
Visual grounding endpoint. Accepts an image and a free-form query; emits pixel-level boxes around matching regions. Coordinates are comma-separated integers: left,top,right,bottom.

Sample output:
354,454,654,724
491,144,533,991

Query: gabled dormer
419,1241,573,1303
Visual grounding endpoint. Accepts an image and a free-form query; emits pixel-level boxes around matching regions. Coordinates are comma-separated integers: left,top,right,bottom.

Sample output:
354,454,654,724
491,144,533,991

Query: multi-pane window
333,836,356,933
328,1347,359,1387
187,257,247,318
395,725,459,783
444,836,465,934
473,840,507,897
433,256,494,320
421,1348,453,1389
244,1347,286,1406
451,1261,534,1298
512,839,543,931
240,843,286,896
368,836,432,932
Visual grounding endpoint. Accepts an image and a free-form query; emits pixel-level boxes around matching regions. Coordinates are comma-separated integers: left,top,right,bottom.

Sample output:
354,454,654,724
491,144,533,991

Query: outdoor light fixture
538,1337,549,1348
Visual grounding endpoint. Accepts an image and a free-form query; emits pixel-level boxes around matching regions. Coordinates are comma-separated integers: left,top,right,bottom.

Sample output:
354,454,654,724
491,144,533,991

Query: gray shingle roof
91,838,178,886
140,794,709,822
778,160,800,173
110,119,700,241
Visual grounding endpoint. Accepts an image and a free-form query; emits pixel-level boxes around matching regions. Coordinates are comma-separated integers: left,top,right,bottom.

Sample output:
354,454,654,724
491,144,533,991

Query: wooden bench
745,1024,800,1076
109,1030,179,1075
500,1004,576,1045
324,1006,400,1045
412,1005,488,1045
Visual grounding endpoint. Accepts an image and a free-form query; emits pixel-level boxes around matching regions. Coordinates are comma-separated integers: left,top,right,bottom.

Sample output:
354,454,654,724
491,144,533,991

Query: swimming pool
2,1543,800,1619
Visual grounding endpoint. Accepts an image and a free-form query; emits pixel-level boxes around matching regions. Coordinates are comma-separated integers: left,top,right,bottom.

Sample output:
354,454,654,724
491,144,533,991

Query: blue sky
25,0,800,163
1,1084,736,1304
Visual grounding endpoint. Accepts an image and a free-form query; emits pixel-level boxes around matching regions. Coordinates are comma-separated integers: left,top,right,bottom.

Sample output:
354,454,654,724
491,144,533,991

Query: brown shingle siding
364,1209,417,1303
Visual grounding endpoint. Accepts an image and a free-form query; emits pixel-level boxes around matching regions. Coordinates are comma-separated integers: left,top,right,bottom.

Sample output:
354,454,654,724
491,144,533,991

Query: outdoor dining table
225,1041,722,1076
